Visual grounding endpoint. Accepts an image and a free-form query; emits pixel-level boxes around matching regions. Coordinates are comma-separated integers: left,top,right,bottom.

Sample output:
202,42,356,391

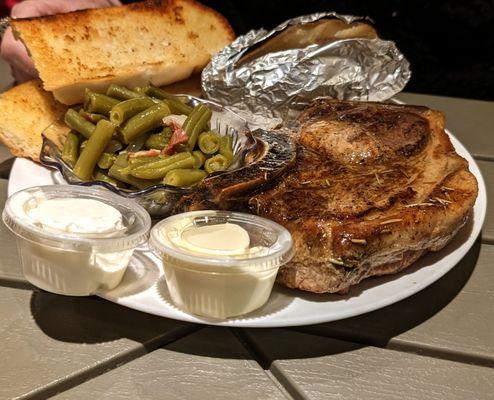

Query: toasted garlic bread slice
11,0,234,105
0,80,67,161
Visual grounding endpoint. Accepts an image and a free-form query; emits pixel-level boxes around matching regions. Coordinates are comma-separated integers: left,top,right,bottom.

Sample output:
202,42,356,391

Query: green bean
134,87,145,95
126,134,148,152
110,97,156,126
166,100,191,115
94,170,125,188
183,104,212,151
162,126,174,140
142,86,178,101
108,153,134,184
219,135,234,162
181,104,205,133
64,108,95,139
73,120,116,181
145,127,172,150
142,86,193,115
106,84,141,100
198,131,220,155
61,131,80,168
84,90,120,116
131,151,189,170
164,168,206,187
128,155,164,168
180,105,206,149
174,143,189,154
104,139,123,154
120,103,171,144
129,152,195,179
164,99,193,115
204,154,230,174
97,152,117,169
192,150,206,168
78,110,107,123
108,153,160,189
80,140,87,152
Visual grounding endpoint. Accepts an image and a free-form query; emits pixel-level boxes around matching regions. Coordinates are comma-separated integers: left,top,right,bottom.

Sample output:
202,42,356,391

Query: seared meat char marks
299,100,430,165
250,100,478,293
182,99,478,294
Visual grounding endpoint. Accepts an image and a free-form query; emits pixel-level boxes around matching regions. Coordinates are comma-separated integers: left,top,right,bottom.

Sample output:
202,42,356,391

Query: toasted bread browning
0,80,67,161
12,0,235,104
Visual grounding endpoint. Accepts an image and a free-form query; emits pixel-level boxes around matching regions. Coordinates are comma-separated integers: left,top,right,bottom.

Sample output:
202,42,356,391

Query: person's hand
1,0,121,83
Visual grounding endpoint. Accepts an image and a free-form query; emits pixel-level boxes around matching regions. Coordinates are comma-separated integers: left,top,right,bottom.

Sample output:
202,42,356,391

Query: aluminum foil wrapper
202,13,411,129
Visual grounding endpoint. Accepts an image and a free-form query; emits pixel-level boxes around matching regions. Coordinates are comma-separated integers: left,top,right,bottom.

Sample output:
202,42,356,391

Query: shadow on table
29,290,195,345
291,236,481,347
26,220,481,363
154,234,482,365
235,236,482,369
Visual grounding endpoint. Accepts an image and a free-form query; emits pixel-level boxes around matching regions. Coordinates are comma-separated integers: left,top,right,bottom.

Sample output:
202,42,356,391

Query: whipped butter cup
149,210,294,319
2,185,151,296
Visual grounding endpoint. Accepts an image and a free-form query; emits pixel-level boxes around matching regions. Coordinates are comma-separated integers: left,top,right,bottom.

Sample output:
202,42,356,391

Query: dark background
4,0,492,100
201,0,494,101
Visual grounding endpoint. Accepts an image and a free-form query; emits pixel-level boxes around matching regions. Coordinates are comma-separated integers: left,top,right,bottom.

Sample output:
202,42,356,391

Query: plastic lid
149,210,294,273
2,185,151,252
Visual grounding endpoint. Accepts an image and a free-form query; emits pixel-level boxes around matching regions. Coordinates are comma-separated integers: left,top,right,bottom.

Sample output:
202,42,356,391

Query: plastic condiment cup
149,210,294,319
2,185,151,296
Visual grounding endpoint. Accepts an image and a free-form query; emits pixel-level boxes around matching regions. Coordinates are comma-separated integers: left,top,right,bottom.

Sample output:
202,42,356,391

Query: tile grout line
268,364,313,400
481,237,494,246
386,340,494,369
19,324,203,400
0,277,35,290
289,326,494,369
231,328,306,400
473,154,494,162
262,369,299,400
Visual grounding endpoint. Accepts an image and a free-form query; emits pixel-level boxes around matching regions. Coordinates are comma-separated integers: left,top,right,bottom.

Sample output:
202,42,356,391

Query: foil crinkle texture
201,12,411,129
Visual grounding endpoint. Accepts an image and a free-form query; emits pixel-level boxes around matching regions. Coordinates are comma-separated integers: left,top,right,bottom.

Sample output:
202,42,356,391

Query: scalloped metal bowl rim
39,95,251,199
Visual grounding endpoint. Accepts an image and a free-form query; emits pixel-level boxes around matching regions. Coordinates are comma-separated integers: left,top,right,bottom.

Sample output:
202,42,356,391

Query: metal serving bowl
39,96,256,217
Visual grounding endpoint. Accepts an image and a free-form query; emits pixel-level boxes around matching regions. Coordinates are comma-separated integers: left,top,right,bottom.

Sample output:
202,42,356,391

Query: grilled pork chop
250,100,478,293
183,100,478,294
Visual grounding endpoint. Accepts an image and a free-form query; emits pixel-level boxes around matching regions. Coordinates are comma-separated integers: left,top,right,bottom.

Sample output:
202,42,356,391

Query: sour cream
26,198,125,235
3,186,151,296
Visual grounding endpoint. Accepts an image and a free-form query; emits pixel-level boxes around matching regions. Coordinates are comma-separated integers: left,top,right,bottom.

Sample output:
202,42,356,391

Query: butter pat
181,223,250,256
149,211,294,319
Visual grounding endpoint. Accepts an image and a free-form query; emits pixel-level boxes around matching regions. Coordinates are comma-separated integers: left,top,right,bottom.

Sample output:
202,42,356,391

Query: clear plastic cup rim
149,210,294,271
2,185,151,252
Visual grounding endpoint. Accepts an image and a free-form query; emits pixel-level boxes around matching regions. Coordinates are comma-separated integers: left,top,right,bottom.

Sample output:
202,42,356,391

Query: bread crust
12,0,235,104
0,74,204,162
0,80,67,161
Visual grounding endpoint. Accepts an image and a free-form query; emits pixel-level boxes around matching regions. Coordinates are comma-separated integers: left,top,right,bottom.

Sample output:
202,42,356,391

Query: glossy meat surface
249,100,478,293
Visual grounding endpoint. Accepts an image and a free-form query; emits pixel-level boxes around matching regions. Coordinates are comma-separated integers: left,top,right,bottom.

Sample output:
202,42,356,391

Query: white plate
8,131,487,327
